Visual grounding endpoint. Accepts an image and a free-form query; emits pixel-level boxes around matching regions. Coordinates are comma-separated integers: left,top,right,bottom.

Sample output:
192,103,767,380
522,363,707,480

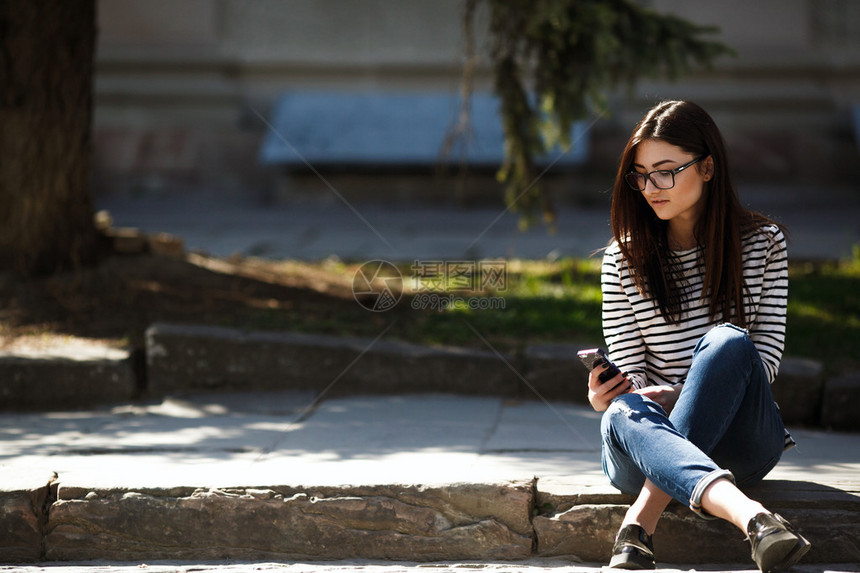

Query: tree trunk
0,0,98,274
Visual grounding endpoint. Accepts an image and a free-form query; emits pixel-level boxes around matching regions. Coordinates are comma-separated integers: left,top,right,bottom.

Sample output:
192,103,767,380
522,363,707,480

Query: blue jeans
600,324,786,515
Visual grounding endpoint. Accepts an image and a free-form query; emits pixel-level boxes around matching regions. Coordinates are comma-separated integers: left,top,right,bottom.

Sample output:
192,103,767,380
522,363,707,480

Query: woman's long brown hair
610,100,777,327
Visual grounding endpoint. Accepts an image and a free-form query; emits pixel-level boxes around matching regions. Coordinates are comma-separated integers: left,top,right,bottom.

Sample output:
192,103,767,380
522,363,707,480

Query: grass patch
3,249,857,374
382,254,860,371
784,253,860,370
398,258,605,352
201,253,859,370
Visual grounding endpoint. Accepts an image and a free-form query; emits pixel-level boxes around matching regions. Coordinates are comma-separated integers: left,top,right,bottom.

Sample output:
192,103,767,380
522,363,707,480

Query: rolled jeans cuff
689,469,735,519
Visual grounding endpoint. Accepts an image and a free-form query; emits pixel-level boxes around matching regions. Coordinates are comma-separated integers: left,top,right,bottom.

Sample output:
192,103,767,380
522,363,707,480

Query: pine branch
465,0,734,227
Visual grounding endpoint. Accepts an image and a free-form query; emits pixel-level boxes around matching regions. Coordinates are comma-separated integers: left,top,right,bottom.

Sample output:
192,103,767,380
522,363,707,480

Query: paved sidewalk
2,393,604,491
4,392,858,492
96,182,859,262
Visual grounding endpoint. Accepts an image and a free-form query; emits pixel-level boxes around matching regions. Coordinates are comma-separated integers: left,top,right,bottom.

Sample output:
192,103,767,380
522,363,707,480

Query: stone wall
92,0,860,200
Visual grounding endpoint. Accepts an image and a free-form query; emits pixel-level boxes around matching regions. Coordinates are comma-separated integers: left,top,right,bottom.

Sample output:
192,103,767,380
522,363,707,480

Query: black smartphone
577,348,622,384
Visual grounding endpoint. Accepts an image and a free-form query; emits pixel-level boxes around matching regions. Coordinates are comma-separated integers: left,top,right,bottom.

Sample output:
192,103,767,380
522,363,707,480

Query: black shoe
608,524,656,570
747,512,811,573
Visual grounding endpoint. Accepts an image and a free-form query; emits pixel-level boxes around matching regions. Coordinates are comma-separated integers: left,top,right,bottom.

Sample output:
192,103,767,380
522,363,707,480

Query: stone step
0,343,136,411
0,322,852,429
0,473,56,563
145,323,852,428
145,322,525,397
822,373,860,430
4,477,859,564
536,479,860,564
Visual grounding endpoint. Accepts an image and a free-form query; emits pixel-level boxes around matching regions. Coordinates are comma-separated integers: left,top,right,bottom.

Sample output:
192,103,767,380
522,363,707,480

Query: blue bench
259,91,588,169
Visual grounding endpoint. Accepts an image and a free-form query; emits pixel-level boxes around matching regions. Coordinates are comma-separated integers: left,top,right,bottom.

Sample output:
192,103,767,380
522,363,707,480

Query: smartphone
577,348,622,384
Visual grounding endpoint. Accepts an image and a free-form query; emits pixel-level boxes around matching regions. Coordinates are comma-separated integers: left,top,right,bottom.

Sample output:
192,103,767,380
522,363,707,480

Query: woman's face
632,139,711,228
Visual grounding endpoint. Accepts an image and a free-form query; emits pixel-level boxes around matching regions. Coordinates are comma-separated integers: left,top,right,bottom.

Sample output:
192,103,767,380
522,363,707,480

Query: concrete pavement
6,391,857,492
95,182,859,262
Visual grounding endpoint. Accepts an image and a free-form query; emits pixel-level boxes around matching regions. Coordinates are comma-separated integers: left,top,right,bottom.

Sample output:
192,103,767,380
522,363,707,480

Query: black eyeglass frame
625,156,705,191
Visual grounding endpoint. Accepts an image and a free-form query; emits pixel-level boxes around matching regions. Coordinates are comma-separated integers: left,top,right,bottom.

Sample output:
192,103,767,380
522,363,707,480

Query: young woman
588,100,810,572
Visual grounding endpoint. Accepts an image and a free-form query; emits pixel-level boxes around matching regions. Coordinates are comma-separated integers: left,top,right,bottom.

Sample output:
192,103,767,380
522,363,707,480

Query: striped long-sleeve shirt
601,224,789,389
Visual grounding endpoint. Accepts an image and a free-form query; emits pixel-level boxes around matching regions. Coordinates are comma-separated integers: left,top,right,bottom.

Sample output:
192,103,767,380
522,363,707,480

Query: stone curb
3,478,859,564
144,323,853,429
0,349,136,411
535,480,860,564
145,323,523,397
44,481,535,562
822,373,860,430
769,357,825,427
0,474,56,563
2,322,856,430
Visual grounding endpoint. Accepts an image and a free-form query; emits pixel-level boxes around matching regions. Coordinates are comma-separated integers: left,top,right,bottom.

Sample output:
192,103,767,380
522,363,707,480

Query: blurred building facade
93,0,860,202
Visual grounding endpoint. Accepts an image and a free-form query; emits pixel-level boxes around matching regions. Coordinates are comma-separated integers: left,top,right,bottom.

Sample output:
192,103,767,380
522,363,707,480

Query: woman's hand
634,384,682,415
587,365,632,412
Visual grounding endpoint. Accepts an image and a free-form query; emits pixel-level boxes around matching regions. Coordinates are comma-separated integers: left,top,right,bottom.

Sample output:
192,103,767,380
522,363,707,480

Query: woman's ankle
700,478,768,532
620,514,657,536
623,481,671,536
739,505,770,531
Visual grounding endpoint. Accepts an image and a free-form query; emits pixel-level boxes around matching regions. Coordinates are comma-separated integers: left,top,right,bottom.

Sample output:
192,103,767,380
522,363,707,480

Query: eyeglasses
625,156,704,191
